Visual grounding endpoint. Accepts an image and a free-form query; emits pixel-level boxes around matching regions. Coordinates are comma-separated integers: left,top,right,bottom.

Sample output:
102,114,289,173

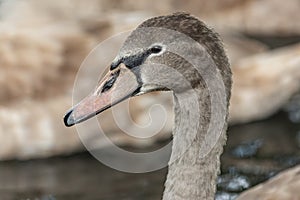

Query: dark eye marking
110,60,122,71
110,45,163,70
150,45,162,54
110,52,148,70
122,53,149,69
101,69,120,93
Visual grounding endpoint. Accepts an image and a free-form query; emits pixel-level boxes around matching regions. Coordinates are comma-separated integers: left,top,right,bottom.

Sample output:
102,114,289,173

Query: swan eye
150,45,162,54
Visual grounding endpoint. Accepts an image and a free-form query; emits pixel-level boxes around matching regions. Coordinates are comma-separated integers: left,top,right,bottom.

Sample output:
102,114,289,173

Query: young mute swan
64,13,232,200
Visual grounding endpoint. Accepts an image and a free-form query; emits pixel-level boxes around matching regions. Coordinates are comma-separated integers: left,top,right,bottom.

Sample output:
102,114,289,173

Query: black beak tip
64,109,75,127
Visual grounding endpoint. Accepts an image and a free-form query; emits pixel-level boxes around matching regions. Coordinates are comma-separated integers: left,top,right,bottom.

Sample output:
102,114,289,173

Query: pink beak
64,64,140,127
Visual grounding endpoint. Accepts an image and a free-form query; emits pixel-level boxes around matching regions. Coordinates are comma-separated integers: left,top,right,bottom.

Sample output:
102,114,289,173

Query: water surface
0,110,299,200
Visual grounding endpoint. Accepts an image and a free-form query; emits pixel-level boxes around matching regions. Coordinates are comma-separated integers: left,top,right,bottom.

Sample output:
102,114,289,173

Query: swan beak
64,63,140,127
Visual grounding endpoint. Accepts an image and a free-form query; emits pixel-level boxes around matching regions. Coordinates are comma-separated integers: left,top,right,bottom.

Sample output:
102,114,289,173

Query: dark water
0,110,299,200
218,110,300,199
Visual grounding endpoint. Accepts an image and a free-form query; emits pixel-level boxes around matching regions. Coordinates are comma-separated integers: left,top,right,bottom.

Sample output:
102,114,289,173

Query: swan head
64,12,231,127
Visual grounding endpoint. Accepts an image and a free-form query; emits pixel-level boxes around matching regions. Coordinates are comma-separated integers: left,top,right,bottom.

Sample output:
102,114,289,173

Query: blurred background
0,0,299,199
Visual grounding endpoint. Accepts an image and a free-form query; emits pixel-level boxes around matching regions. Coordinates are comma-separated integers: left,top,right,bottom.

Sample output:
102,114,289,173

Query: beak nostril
101,69,120,93
101,77,115,93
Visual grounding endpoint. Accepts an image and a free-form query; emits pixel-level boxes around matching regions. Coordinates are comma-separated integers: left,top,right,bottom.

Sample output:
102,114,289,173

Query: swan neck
162,88,228,200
